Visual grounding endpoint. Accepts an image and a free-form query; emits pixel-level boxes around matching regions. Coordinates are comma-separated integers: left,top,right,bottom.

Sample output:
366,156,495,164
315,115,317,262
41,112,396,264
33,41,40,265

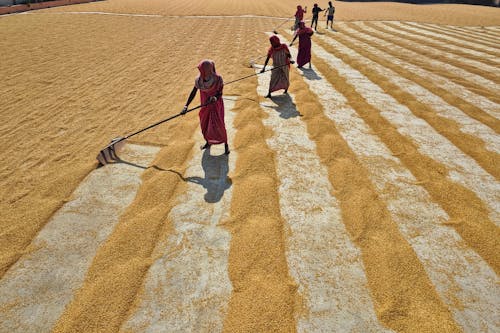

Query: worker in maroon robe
290,21,314,68
182,60,229,154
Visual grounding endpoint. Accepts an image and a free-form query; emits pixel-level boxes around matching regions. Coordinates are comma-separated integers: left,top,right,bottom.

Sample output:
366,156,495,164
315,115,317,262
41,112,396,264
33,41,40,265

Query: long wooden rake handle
123,64,288,141
123,103,206,141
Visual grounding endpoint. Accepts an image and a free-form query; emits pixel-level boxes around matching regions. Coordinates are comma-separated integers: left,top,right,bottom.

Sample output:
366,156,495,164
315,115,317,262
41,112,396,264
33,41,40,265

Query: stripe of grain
372,22,500,71
304,33,500,275
120,99,237,333
350,22,500,97
0,144,159,333
222,89,297,332
420,22,500,48
335,23,500,122
399,22,500,56
255,60,389,332
285,36,500,332
309,38,500,225
315,33,500,178
278,32,459,333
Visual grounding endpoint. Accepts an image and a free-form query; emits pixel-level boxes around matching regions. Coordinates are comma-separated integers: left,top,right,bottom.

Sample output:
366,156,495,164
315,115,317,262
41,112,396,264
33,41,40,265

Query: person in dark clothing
311,3,323,31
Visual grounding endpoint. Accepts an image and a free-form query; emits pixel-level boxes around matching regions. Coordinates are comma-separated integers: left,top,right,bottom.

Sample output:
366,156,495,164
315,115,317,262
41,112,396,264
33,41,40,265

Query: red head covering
297,21,314,35
196,59,221,90
270,35,281,48
267,35,290,67
197,59,216,80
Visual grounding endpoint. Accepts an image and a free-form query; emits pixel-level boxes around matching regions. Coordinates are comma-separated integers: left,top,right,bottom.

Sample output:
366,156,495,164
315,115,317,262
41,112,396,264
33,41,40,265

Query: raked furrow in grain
360,22,500,95
431,24,500,44
0,144,160,333
315,32,500,173
308,38,500,225
390,21,500,58
399,22,500,55
280,33,500,333
334,23,500,121
283,30,461,332
350,22,499,95
121,99,237,332
420,22,500,47
373,22,500,69
254,59,388,332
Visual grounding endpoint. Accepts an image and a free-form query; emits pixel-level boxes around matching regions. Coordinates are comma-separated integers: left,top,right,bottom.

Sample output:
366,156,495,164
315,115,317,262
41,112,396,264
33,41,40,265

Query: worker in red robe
290,21,314,68
293,5,307,30
182,60,229,154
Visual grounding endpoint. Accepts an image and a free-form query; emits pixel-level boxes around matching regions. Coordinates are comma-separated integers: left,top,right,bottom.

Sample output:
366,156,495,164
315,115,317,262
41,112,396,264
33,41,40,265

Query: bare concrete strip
310,36,500,225
350,22,499,93
370,22,500,69
316,33,500,155
335,24,500,120
121,99,236,333
292,36,500,332
0,144,160,333
256,37,389,332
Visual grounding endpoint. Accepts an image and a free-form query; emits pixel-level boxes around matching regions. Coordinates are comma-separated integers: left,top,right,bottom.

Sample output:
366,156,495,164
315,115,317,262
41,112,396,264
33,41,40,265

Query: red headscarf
195,59,221,91
267,35,291,66
297,21,314,35
270,35,281,48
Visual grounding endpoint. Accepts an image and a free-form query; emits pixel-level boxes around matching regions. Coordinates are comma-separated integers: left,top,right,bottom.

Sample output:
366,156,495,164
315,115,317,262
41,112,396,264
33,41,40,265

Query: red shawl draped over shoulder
195,60,227,145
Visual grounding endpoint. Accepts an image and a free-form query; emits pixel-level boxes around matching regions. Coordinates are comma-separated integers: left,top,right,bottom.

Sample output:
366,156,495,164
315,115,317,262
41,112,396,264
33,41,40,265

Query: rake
97,63,290,165
97,103,208,165
272,15,294,35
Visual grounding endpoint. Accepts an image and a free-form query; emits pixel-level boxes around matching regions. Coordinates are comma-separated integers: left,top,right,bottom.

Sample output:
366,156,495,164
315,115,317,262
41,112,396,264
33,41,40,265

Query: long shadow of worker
172,149,232,203
269,93,302,119
299,66,322,80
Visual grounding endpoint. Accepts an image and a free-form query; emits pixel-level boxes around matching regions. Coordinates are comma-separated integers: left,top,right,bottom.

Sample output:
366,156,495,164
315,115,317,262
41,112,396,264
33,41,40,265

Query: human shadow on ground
167,149,232,203
298,66,322,80
269,93,302,119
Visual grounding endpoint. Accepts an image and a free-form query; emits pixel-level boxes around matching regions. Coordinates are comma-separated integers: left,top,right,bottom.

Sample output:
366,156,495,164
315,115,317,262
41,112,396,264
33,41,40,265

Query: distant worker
293,5,307,30
261,35,294,98
324,1,335,30
290,21,314,69
311,3,324,31
182,60,230,155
